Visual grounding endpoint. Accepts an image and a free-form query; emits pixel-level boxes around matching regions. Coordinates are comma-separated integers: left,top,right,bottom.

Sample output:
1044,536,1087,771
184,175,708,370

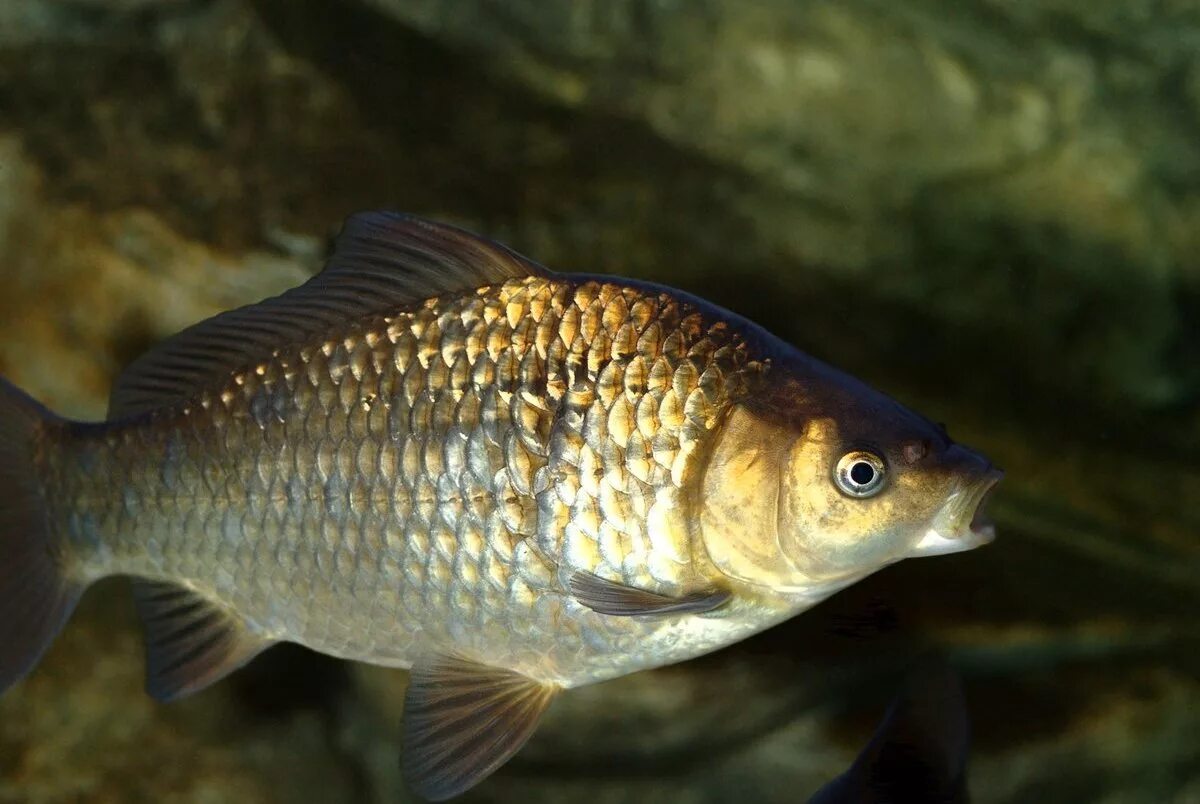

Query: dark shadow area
229,642,351,720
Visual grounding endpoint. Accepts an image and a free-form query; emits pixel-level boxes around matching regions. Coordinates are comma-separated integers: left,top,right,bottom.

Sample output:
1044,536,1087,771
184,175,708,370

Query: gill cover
700,405,803,589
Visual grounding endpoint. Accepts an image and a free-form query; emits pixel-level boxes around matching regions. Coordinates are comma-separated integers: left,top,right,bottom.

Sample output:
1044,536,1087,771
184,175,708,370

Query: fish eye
834,451,887,498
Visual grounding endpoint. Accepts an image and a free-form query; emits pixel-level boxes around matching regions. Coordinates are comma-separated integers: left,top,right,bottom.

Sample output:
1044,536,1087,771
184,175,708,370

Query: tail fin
0,378,81,693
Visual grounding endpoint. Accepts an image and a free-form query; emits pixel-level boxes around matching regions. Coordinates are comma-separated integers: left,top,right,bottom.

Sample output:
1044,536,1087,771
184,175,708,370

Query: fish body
0,213,1001,799
47,272,780,686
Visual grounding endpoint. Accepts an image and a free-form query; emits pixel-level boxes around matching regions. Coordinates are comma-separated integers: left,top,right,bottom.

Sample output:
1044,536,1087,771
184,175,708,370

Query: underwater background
0,0,1196,801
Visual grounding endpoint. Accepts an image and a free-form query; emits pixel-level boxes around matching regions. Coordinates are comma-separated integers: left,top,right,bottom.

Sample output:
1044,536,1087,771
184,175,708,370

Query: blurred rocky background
0,0,1197,801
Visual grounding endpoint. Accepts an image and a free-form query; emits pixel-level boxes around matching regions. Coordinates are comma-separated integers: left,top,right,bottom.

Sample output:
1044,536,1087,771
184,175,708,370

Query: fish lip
910,468,1003,557
968,470,1003,542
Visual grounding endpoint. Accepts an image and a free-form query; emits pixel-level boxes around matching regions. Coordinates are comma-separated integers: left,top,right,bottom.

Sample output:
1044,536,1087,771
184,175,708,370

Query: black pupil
850,461,876,486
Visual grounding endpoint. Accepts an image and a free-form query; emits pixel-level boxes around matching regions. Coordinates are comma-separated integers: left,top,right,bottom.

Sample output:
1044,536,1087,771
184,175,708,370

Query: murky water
0,1,1196,802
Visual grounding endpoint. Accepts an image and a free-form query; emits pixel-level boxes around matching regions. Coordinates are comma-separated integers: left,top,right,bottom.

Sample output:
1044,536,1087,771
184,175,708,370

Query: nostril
901,439,929,465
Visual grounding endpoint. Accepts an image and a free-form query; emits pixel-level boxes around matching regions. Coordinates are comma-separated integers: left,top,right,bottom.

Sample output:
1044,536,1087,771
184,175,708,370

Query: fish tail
0,377,83,694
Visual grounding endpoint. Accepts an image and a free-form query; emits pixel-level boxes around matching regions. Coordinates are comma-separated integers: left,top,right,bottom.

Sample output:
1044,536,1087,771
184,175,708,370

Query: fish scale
0,213,1002,799
43,274,763,681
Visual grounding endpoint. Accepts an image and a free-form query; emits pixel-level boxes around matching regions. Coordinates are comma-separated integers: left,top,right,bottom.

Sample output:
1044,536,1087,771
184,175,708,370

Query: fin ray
132,580,273,701
402,655,557,801
569,571,731,616
0,379,83,694
109,212,549,419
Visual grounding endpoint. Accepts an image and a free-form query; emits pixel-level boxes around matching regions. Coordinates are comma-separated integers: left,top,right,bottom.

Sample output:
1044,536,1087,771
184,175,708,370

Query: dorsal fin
108,212,550,420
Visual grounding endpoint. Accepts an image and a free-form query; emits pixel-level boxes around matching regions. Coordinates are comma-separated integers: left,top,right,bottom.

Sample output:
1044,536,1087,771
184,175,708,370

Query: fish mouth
967,475,1001,542
910,468,1003,557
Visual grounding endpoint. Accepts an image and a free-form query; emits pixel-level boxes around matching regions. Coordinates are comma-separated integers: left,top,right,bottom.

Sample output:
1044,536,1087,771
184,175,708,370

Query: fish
808,660,971,804
0,212,1002,800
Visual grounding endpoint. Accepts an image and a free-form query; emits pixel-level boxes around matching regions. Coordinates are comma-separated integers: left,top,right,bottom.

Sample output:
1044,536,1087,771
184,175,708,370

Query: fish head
700,357,1002,594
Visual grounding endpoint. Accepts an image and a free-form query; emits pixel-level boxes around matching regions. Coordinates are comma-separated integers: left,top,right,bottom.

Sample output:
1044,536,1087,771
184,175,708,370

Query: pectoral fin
568,571,731,616
132,580,274,702
402,655,558,801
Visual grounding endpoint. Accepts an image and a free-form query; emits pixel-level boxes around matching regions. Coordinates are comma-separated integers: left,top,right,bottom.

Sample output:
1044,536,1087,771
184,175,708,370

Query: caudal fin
0,378,81,693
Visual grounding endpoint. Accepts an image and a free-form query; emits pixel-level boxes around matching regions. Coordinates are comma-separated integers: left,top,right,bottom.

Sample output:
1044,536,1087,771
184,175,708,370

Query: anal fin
132,580,274,702
569,571,731,616
402,655,558,801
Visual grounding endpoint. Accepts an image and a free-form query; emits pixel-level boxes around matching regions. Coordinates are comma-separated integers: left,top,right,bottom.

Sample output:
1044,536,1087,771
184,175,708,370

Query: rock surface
0,1,1195,802
370,0,1200,417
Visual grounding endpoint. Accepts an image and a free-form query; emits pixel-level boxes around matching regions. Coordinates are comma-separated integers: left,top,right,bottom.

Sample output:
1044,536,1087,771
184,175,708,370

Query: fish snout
910,445,1003,557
